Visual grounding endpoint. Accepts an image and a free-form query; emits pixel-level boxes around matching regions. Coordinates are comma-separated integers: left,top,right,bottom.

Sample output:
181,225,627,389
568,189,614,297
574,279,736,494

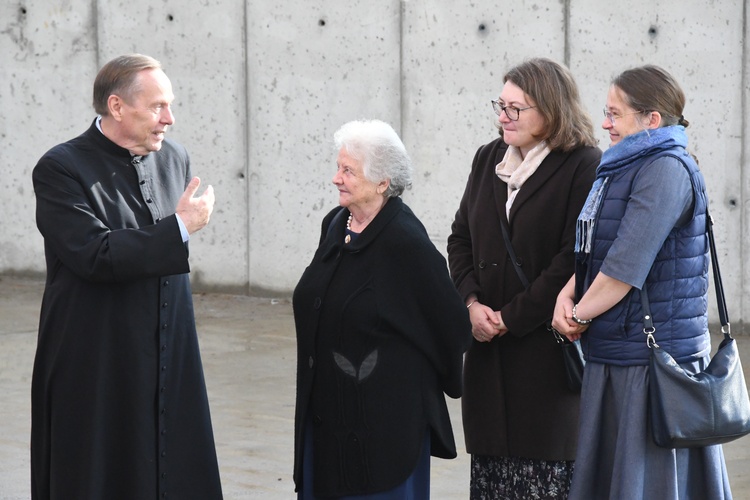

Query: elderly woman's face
332,147,386,213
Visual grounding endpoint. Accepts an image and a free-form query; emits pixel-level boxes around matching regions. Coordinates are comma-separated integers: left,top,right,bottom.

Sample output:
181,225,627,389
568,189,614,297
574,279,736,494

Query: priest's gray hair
333,119,413,198
93,54,163,115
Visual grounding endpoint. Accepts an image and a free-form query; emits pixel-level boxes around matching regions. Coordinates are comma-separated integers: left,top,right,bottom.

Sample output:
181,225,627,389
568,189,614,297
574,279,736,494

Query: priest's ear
107,94,126,121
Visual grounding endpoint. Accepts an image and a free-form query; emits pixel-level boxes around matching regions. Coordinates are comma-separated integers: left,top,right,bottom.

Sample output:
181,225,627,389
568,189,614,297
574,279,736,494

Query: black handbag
500,219,584,392
552,328,585,392
641,211,750,448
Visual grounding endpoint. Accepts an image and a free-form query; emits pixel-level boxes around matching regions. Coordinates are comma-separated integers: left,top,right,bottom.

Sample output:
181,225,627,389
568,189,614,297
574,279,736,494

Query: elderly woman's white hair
333,119,413,198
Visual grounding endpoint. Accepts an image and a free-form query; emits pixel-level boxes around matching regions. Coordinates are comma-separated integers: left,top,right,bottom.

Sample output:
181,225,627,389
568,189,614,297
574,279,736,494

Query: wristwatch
572,304,593,325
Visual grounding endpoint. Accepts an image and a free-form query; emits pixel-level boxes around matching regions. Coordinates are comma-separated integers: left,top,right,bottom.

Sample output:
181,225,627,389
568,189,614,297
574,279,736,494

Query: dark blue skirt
298,420,431,499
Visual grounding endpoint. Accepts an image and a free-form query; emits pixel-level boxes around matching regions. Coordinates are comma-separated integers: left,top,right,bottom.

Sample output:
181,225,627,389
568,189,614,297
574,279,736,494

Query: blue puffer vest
581,146,710,366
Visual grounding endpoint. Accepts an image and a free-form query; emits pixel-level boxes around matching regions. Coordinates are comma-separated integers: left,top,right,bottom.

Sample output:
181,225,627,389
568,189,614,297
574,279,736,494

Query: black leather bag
500,220,584,392
553,328,585,392
642,212,750,448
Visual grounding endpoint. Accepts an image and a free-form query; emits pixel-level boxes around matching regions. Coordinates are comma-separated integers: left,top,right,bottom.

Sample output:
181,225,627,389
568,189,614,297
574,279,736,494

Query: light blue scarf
575,126,688,254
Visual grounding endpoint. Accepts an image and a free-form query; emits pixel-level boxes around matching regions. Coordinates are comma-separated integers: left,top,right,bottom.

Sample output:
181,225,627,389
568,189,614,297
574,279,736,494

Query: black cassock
31,120,222,500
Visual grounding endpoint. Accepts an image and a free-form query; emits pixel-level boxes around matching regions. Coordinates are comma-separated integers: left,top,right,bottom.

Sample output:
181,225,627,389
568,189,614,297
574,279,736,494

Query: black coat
448,138,600,460
293,197,472,497
30,120,222,499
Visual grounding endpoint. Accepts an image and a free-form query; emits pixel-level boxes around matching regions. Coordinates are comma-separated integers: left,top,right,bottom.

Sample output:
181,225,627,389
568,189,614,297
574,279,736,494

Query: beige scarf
495,141,551,218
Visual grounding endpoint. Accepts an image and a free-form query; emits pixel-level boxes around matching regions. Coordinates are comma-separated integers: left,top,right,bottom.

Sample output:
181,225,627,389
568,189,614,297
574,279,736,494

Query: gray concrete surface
4,3,750,316
1,275,748,499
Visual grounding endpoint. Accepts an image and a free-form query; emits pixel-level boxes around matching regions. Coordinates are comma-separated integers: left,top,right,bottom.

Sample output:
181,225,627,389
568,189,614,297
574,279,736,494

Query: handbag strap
640,208,731,346
500,218,565,340
499,219,530,288
706,210,729,329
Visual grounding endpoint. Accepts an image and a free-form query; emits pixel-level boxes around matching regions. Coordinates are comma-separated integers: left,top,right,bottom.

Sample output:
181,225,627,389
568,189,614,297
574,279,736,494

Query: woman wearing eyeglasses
551,66,733,499
447,58,601,498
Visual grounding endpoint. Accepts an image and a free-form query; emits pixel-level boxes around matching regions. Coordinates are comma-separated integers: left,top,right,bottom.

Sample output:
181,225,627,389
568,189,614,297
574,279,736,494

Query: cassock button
478,260,486,269
163,280,169,286
309,356,314,368
162,323,168,330
313,297,322,309
162,302,168,308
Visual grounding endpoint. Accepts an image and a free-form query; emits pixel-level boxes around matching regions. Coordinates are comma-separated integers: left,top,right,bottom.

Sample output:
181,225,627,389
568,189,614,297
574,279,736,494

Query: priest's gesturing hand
177,176,215,234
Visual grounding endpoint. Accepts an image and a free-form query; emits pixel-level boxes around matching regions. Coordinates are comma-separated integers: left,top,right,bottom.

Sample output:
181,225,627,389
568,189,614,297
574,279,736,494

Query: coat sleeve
33,155,190,283
447,144,486,301
381,218,472,399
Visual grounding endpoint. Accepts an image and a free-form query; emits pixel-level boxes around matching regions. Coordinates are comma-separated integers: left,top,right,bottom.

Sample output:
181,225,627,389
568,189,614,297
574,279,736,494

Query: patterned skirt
470,454,574,500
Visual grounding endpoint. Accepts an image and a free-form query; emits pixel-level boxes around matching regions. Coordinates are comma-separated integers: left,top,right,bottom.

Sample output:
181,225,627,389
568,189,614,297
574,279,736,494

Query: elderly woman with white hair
292,119,472,499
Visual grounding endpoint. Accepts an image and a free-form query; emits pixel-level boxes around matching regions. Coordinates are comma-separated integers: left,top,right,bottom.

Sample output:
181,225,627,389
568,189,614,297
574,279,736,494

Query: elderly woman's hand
468,301,507,342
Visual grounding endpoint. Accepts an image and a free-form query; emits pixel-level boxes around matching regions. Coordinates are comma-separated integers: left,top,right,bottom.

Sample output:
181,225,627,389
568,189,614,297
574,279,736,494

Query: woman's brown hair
501,58,597,151
612,65,689,128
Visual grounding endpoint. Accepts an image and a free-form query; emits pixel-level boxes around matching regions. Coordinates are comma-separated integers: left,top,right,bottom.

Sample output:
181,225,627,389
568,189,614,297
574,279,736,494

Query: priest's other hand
176,177,215,234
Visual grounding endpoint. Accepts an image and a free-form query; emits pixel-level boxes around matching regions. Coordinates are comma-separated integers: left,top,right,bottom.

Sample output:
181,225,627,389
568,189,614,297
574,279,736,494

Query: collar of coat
85,117,151,161
492,146,574,223
321,197,404,261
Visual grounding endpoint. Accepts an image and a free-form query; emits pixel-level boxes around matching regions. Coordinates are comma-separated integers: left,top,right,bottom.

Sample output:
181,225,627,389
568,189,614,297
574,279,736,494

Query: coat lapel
508,149,572,223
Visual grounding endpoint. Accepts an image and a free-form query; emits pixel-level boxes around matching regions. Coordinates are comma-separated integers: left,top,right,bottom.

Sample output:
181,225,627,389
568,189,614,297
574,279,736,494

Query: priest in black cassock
30,54,223,500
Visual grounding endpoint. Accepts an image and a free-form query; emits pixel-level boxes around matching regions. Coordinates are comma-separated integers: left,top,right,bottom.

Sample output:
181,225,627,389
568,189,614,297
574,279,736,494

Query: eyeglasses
603,107,644,126
491,100,536,121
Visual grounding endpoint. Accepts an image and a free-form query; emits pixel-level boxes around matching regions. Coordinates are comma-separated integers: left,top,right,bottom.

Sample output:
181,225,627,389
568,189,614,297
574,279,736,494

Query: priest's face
118,69,175,156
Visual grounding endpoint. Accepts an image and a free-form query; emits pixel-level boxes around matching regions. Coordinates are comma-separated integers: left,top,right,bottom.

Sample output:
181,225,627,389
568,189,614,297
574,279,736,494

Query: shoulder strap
706,209,730,330
641,207,731,346
499,219,530,288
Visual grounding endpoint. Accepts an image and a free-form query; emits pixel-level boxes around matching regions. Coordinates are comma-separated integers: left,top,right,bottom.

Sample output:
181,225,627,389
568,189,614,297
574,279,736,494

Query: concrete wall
2,1,748,325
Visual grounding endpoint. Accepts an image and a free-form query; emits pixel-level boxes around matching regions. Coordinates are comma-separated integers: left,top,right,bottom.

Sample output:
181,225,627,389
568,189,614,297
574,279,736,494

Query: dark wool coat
31,120,222,500
447,137,600,461
293,197,472,497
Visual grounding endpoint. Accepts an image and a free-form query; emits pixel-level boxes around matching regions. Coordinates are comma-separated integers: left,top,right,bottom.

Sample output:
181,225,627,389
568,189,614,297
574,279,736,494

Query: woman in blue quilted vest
552,65,733,499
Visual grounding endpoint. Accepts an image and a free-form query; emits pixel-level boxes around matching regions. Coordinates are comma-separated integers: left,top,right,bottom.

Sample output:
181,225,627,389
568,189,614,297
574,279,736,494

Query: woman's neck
348,197,388,232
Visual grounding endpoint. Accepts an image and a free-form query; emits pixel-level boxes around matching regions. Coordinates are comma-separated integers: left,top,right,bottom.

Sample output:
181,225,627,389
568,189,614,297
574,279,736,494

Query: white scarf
495,141,551,218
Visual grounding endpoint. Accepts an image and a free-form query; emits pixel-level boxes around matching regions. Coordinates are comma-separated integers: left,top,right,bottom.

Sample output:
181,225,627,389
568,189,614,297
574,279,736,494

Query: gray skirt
569,361,733,500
